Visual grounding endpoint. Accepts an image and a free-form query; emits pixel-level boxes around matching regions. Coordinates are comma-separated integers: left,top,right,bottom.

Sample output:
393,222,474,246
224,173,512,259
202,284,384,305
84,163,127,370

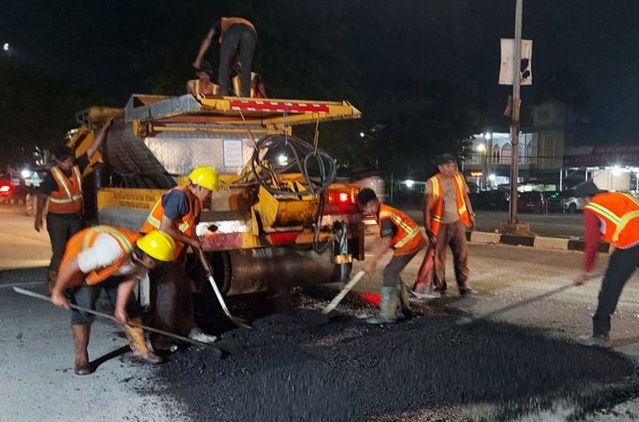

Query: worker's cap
436,154,457,165
357,188,378,205
574,181,605,198
196,60,213,76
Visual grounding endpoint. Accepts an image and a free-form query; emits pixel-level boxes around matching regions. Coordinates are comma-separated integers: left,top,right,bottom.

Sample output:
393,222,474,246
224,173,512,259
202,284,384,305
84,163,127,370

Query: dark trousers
46,213,82,281
149,261,196,348
69,277,142,326
434,220,470,291
383,250,420,288
219,24,256,97
593,244,639,336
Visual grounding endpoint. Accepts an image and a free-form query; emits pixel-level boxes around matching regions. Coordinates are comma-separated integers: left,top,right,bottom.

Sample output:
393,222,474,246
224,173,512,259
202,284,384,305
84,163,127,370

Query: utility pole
508,0,523,225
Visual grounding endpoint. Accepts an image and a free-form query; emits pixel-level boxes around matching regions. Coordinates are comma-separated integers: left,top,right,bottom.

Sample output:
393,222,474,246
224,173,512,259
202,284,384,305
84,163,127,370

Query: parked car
472,190,509,211
562,193,583,214
517,191,546,214
544,190,583,214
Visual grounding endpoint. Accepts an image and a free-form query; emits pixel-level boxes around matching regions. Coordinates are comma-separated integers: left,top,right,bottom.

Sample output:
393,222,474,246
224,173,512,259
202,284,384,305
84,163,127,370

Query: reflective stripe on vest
141,186,199,236
49,166,82,204
378,204,422,250
586,193,639,244
83,226,134,254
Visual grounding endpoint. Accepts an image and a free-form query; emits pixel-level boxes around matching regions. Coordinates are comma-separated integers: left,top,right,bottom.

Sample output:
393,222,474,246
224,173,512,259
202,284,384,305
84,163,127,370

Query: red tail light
338,192,350,203
0,185,11,193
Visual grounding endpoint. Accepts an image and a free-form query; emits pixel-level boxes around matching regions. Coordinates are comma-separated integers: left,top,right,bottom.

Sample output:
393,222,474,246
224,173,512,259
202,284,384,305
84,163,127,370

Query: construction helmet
136,230,176,262
188,165,219,191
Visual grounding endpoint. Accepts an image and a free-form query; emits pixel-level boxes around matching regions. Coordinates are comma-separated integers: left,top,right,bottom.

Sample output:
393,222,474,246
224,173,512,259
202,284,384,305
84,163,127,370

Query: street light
2,43,9,51
477,143,486,152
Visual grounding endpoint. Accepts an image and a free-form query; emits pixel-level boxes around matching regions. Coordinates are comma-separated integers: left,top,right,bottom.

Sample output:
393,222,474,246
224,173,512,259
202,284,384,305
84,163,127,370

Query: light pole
508,0,523,225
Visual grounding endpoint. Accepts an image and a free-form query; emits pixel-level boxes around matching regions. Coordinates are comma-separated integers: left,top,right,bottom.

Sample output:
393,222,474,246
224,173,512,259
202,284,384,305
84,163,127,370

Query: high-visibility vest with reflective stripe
139,186,201,256
584,192,639,249
192,79,218,98
427,172,471,236
219,17,256,43
48,165,83,214
377,204,425,255
60,226,140,286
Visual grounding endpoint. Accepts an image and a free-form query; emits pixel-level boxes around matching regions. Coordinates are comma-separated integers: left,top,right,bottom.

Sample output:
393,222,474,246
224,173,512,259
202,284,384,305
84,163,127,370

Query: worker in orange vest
186,60,218,97
193,17,257,97
50,227,176,375
139,166,220,351
358,188,425,324
424,154,476,296
573,181,639,348
35,118,113,291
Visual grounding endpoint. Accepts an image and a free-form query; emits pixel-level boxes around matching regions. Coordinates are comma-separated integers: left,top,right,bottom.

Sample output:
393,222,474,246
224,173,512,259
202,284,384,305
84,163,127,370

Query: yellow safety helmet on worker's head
188,165,220,191
136,230,176,262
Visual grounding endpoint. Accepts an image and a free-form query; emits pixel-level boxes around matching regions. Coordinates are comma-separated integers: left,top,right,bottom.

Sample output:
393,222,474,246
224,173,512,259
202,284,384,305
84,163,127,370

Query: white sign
223,140,244,168
499,38,533,86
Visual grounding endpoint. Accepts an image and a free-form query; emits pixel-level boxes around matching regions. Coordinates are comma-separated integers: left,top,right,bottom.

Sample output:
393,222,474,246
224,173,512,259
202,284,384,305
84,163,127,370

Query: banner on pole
499,38,533,86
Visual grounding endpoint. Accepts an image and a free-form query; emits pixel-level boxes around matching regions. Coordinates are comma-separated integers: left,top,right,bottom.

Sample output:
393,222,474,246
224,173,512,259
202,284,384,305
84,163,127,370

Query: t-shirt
162,190,191,222
77,233,147,280
38,154,89,196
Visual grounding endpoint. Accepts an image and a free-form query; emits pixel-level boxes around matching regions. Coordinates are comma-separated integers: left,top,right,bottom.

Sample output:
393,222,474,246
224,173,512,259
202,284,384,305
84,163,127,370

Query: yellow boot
123,319,166,364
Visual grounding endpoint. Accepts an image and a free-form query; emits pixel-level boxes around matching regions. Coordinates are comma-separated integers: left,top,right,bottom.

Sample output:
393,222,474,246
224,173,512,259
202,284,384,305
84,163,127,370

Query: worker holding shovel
358,188,425,324
50,227,176,375
574,180,639,349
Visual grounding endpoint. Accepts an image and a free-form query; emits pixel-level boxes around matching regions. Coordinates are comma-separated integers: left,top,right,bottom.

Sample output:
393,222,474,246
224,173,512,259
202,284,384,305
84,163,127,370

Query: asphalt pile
145,294,638,421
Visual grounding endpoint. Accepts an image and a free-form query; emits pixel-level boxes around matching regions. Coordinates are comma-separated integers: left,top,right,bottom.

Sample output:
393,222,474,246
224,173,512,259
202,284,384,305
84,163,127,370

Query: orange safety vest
232,72,262,98
584,192,639,249
60,226,140,286
192,79,218,97
139,186,201,256
48,165,83,214
426,172,471,236
219,17,256,43
377,203,425,255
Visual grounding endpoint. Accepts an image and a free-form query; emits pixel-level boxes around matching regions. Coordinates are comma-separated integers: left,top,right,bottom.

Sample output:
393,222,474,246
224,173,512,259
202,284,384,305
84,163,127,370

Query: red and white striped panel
228,99,330,114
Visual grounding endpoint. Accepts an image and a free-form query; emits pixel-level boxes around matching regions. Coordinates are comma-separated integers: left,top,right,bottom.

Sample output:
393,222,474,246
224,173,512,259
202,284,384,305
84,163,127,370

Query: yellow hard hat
188,165,219,191
136,230,176,262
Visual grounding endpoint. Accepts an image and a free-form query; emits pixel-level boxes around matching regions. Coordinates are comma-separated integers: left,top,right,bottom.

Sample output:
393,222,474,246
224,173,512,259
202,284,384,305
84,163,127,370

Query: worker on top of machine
187,60,218,97
358,188,425,324
193,17,257,97
139,166,220,352
574,180,639,349
50,226,176,375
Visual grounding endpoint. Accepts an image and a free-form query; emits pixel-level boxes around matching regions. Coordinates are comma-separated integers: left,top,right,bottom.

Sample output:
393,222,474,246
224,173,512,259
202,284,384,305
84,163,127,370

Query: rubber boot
367,287,399,324
71,324,92,375
123,318,166,364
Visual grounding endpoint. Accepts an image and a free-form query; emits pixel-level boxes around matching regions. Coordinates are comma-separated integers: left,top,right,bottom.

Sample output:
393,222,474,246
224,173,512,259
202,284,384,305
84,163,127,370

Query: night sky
2,0,639,141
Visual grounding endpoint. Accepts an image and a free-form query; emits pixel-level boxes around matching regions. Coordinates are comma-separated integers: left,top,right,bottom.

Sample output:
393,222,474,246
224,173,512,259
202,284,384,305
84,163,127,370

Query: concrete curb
468,231,610,253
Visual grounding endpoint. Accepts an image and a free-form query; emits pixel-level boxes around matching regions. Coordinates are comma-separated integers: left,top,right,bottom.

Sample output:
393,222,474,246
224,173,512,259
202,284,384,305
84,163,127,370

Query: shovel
455,273,601,326
13,286,224,357
322,270,366,314
197,250,252,330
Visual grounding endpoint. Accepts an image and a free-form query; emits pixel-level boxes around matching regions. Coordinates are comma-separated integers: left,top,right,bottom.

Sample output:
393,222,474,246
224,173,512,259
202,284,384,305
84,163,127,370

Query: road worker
187,60,218,97
35,118,113,291
139,166,220,351
193,17,257,97
424,154,476,296
574,181,639,348
50,227,176,375
358,188,425,324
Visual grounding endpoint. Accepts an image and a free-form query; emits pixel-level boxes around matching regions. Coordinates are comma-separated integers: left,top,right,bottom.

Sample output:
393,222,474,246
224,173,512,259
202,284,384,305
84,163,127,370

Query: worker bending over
574,181,639,348
193,17,257,97
50,226,176,375
140,166,220,351
358,188,425,324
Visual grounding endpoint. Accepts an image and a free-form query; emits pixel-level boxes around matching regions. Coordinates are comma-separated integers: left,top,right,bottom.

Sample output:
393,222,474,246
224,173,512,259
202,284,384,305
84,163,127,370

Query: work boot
411,283,438,299
71,324,92,375
188,327,218,344
367,287,399,324
398,283,413,318
459,284,475,296
123,319,166,364
576,334,612,349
